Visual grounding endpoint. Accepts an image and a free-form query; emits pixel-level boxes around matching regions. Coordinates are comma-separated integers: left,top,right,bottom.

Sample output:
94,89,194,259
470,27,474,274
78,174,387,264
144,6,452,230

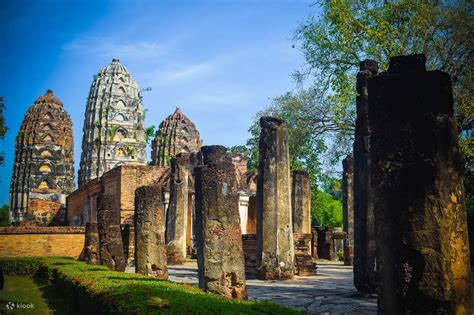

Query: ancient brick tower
10,90,75,225
151,108,202,166
78,59,147,187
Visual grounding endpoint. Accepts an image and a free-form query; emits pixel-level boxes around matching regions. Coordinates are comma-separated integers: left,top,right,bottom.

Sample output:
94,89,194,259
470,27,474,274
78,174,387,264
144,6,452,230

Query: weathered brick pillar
311,227,318,259
256,117,295,280
195,145,247,299
166,153,189,265
97,195,126,272
134,185,168,279
84,222,99,265
342,154,354,266
317,227,335,261
369,54,471,313
353,59,379,294
292,170,311,234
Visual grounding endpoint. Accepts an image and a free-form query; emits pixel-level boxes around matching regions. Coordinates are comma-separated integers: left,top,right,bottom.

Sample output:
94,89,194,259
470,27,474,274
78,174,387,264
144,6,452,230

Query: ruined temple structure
353,59,379,294
195,145,247,299
135,185,168,279
369,55,471,313
97,194,126,272
78,59,147,187
256,117,295,280
166,153,190,265
342,154,354,266
10,90,75,226
83,222,99,265
151,108,203,166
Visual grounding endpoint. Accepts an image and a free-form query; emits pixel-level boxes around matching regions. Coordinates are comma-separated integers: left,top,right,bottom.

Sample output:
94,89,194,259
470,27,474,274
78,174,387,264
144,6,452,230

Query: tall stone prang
151,108,202,166
256,117,295,280
135,185,168,279
10,90,75,225
166,153,189,265
97,194,126,272
195,145,247,299
78,59,146,187
84,222,99,265
369,55,471,313
353,60,378,294
342,154,354,266
292,170,311,234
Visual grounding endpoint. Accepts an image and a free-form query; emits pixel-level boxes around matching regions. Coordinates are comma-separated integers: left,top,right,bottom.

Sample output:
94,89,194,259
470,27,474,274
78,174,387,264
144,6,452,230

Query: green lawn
0,275,71,314
0,257,301,314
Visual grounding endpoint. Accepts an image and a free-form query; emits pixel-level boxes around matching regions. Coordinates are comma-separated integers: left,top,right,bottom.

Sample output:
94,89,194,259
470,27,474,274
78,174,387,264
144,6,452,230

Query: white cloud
62,36,167,59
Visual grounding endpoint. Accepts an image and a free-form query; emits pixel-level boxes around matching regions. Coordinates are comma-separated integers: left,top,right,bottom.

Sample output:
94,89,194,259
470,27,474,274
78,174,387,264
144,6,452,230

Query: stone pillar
134,185,168,279
369,55,471,313
342,154,354,266
166,153,189,265
195,145,247,299
246,195,257,234
256,117,295,280
317,227,335,261
238,193,249,234
353,59,379,294
120,224,134,267
97,194,126,272
292,170,311,234
84,222,99,265
311,227,318,259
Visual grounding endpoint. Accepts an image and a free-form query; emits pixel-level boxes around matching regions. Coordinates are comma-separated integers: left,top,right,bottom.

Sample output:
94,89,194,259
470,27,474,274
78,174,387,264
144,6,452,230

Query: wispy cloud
62,36,168,59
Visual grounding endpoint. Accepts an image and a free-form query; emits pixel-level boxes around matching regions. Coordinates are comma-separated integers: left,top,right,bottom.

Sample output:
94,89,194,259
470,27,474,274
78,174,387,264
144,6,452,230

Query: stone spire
10,90,75,225
151,108,202,166
78,58,147,187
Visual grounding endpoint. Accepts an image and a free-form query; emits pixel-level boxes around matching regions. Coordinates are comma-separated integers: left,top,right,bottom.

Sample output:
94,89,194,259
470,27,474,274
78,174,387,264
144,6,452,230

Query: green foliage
230,145,258,170
0,257,301,314
145,125,156,144
0,204,9,226
291,0,473,161
312,189,342,228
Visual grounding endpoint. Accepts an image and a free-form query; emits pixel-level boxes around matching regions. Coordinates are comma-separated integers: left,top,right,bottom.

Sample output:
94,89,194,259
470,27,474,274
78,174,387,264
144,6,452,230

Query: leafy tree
313,190,342,227
145,125,156,144
291,0,472,160
0,204,9,226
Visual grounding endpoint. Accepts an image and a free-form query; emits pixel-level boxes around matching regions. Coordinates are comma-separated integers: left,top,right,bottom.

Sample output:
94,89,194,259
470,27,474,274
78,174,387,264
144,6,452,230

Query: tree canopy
0,97,7,167
233,0,473,228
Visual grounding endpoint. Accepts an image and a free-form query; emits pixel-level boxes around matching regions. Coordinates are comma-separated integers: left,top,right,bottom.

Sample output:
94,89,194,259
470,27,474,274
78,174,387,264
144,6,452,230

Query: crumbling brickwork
97,194,126,272
134,185,168,279
78,59,147,187
342,154,354,266
369,55,471,313
292,170,311,234
353,60,379,294
195,145,247,299
84,222,99,265
256,117,295,280
151,108,202,167
10,90,75,226
166,153,189,265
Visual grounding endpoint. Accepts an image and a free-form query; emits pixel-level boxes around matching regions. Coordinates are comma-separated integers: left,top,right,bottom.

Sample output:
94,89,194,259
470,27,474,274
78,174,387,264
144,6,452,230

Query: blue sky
0,0,316,205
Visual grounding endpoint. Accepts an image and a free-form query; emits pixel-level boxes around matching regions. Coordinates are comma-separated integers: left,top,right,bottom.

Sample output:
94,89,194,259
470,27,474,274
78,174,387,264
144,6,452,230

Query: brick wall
66,165,170,226
0,227,85,258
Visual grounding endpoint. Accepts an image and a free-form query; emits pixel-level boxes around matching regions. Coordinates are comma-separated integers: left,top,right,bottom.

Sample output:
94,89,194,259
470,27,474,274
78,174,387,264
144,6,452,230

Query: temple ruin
135,185,168,279
342,154,354,266
369,54,471,313
78,59,147,187
10,90,75,226
151,108,203,166
256,117,295,280
195,145,247,299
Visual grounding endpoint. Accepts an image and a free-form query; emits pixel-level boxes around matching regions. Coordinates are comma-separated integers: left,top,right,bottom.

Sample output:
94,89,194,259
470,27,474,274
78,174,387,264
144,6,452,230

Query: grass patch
0,257,301,314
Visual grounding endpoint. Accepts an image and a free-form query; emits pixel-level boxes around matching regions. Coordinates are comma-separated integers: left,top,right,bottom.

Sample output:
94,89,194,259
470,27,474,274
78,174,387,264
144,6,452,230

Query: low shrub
0,257,301,314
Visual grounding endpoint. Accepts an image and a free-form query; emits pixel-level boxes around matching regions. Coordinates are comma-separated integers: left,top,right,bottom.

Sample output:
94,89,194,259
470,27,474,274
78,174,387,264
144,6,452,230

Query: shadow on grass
38,282,74,315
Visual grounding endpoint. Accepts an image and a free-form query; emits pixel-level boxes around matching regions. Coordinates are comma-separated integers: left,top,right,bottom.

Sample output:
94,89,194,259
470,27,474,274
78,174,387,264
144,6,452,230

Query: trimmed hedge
0,257,301,314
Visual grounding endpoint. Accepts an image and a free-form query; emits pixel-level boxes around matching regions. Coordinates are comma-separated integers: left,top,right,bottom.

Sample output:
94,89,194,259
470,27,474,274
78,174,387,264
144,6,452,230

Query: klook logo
5,301,34,310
